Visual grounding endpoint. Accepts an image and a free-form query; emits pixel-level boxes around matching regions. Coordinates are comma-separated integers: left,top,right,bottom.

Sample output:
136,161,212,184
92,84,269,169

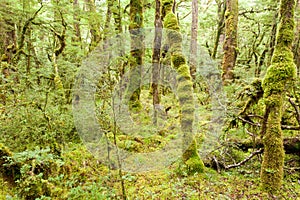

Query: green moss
260,0,297,193
163,13,179,31
128,0,144,110
182,140,205,174
162,1,204,174
177,81,193,94
177,93,193,105
171,54,186,68
162,0,173,18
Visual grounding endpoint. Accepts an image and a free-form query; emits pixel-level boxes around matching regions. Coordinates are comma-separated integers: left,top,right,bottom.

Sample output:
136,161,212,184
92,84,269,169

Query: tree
221,0,238,83
85,0,101,50
260,0,297,192
127,0,144,110
163,0,204,174
152,0,163,125
189,0,198,82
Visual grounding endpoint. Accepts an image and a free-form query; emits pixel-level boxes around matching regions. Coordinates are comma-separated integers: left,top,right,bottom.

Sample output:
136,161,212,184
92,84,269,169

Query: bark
266,11,279,67
72,0,82,44
221,0,238,83
152,0,163,125
293,0,300,74
163,0,204,174
212,1,226,59
189,0,198,81
85,0,101,50
260,0,297,193
127,0,144,110
112,0,123,33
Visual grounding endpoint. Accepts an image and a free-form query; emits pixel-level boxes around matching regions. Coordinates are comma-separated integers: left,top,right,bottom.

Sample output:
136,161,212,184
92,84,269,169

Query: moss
128,0,144,110
260,103,285,192
171,54,186,68
260,0,297,193
183,140,205,174
162,0,173,18
221,0,238,82
177,64,191,78
163,13,179,31
162,0,204,174
177,81,193,94
0,144,18,184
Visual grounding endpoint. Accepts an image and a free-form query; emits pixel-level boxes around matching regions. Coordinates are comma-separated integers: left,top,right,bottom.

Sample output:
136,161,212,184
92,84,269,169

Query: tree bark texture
260,0,297,193
221,0,238,83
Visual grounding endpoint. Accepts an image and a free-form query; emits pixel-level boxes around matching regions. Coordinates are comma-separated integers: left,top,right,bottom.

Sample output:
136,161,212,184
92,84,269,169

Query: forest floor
1,143,299,199
1,90,300,199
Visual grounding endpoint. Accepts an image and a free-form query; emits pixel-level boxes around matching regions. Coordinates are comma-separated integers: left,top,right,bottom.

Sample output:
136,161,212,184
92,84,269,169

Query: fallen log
237,137,300,155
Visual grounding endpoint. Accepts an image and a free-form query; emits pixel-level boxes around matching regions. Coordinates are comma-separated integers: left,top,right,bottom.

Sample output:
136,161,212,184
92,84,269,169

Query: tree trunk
112,0,123,33
163,0,204,174
152,0,163,125
85,0,101,50
189,0,198,82
72,0,82,44
221,0,238,83
293,0,300,75
260,0,297,193
212,0,226,59
127,0,144,110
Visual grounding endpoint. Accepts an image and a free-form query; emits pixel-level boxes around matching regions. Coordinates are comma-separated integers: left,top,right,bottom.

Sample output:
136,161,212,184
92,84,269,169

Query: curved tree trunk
163,0,204,174
221,0,238,83
260,0,297,193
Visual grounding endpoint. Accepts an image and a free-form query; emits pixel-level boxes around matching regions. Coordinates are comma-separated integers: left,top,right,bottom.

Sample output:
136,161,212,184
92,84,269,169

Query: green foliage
0,0,299,198
3,147,64,199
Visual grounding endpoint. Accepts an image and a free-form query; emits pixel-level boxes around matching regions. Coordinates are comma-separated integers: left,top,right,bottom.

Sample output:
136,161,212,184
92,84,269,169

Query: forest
0,0,300,199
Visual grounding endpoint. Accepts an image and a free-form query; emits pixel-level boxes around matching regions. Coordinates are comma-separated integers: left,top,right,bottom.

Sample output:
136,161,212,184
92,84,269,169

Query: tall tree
260,0,297,192
152,0,163,125
85,0,101,50
189,0,198,82
212,0,226,59
127,0,144,110
221,0,238,83
293,0,300,74
163,0,204,174
72,0,82,44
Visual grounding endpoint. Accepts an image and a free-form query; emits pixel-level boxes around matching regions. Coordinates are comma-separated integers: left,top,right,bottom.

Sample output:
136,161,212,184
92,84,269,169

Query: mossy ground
1,146,299,199
1,88,299,199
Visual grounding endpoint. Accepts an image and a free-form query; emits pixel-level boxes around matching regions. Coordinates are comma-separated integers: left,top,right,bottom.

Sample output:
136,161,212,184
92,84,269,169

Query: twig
238,116,261,127
288,97,300,125
225,148,263,169
238,116,300,130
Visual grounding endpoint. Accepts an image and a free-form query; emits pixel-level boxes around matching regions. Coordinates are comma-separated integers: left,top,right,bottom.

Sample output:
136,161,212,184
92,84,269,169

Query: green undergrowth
1,142,299,199
1,81,299,199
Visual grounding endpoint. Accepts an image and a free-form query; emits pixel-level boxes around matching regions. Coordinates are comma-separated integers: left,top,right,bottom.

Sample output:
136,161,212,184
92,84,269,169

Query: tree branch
224,148,263,169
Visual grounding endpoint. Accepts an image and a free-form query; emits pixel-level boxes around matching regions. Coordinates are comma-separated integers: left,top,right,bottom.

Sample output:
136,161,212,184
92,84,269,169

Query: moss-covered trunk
72,0,81,44
221,0,238,83
128,0,144,110
163,0,204,174
260,0,297,193
152,0,163,125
